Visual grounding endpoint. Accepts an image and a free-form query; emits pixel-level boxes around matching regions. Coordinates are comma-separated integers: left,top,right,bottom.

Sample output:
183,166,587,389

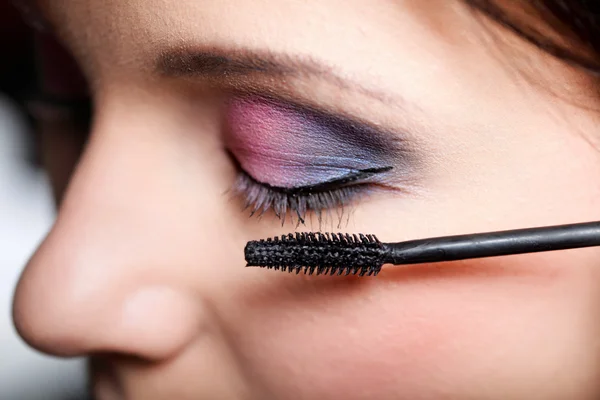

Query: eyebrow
155,48,393,104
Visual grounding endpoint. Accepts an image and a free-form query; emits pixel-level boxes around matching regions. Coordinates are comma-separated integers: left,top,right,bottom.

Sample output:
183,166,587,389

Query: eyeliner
244,221,600,276
251,166,394,195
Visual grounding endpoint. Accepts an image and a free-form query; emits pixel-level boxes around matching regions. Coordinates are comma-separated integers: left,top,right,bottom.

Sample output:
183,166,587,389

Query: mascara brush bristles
245,232,386,276
260,263,381,276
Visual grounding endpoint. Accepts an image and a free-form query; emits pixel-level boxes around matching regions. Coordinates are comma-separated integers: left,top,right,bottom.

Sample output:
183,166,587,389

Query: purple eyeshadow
225,96,394,188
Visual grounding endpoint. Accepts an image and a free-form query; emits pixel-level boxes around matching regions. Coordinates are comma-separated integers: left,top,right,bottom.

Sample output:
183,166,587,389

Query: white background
0,95,86,400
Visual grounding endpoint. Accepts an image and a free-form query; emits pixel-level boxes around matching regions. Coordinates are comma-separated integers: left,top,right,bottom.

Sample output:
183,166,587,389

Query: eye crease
224,95,411,224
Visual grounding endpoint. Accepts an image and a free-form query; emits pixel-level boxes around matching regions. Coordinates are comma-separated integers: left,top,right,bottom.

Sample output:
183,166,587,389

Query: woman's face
12,1,600,399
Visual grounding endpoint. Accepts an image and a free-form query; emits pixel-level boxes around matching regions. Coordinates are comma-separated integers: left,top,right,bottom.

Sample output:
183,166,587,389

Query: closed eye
223,94,418,226
231,165,393,226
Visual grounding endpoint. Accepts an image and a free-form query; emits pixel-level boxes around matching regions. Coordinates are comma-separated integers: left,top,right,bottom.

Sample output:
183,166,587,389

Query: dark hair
466,0,600,75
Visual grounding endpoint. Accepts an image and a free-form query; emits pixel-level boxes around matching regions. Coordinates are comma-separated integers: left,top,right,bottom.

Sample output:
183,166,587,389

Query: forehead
41,1,403,50
35,1,471,84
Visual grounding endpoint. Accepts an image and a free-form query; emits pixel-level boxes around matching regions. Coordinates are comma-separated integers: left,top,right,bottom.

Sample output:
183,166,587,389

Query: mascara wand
244,221,600,276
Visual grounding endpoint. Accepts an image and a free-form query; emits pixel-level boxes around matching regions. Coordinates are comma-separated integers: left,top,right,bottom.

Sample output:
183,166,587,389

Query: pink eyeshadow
225,96,390,188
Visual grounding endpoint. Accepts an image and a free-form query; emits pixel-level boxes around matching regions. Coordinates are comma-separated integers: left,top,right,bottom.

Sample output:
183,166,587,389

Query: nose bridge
12,109,213,360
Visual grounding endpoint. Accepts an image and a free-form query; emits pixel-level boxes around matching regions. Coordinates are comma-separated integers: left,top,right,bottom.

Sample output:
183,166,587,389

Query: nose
12,106,221,360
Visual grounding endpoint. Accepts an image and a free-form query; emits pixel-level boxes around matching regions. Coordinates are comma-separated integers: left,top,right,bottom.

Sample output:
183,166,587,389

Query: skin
11,0,600,399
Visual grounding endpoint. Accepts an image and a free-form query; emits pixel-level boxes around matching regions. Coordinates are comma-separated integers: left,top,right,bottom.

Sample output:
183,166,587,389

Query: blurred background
0,2,88,399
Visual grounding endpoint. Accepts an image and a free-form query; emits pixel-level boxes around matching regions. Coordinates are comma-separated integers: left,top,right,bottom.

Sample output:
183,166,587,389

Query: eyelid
224,94,412,187
226,91,407,147
226,91,422,172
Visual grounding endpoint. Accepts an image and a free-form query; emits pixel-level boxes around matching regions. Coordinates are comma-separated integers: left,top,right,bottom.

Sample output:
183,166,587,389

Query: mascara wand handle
384,221,600,265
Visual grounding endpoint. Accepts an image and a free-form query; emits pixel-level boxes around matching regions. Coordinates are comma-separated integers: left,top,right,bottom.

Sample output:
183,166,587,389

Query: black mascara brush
244,221,600,276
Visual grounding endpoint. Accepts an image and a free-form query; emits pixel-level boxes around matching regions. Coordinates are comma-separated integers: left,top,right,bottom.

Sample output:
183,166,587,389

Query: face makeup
225,95,399,189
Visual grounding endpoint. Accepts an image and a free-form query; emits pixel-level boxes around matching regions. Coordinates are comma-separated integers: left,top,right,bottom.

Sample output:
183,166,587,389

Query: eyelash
232,170,370,227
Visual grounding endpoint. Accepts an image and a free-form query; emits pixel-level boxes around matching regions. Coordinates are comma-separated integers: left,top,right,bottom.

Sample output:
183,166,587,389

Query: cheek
227,249,600,399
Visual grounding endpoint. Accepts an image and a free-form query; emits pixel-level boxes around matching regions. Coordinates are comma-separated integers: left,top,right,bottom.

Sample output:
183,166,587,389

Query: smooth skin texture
12,0,600,399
